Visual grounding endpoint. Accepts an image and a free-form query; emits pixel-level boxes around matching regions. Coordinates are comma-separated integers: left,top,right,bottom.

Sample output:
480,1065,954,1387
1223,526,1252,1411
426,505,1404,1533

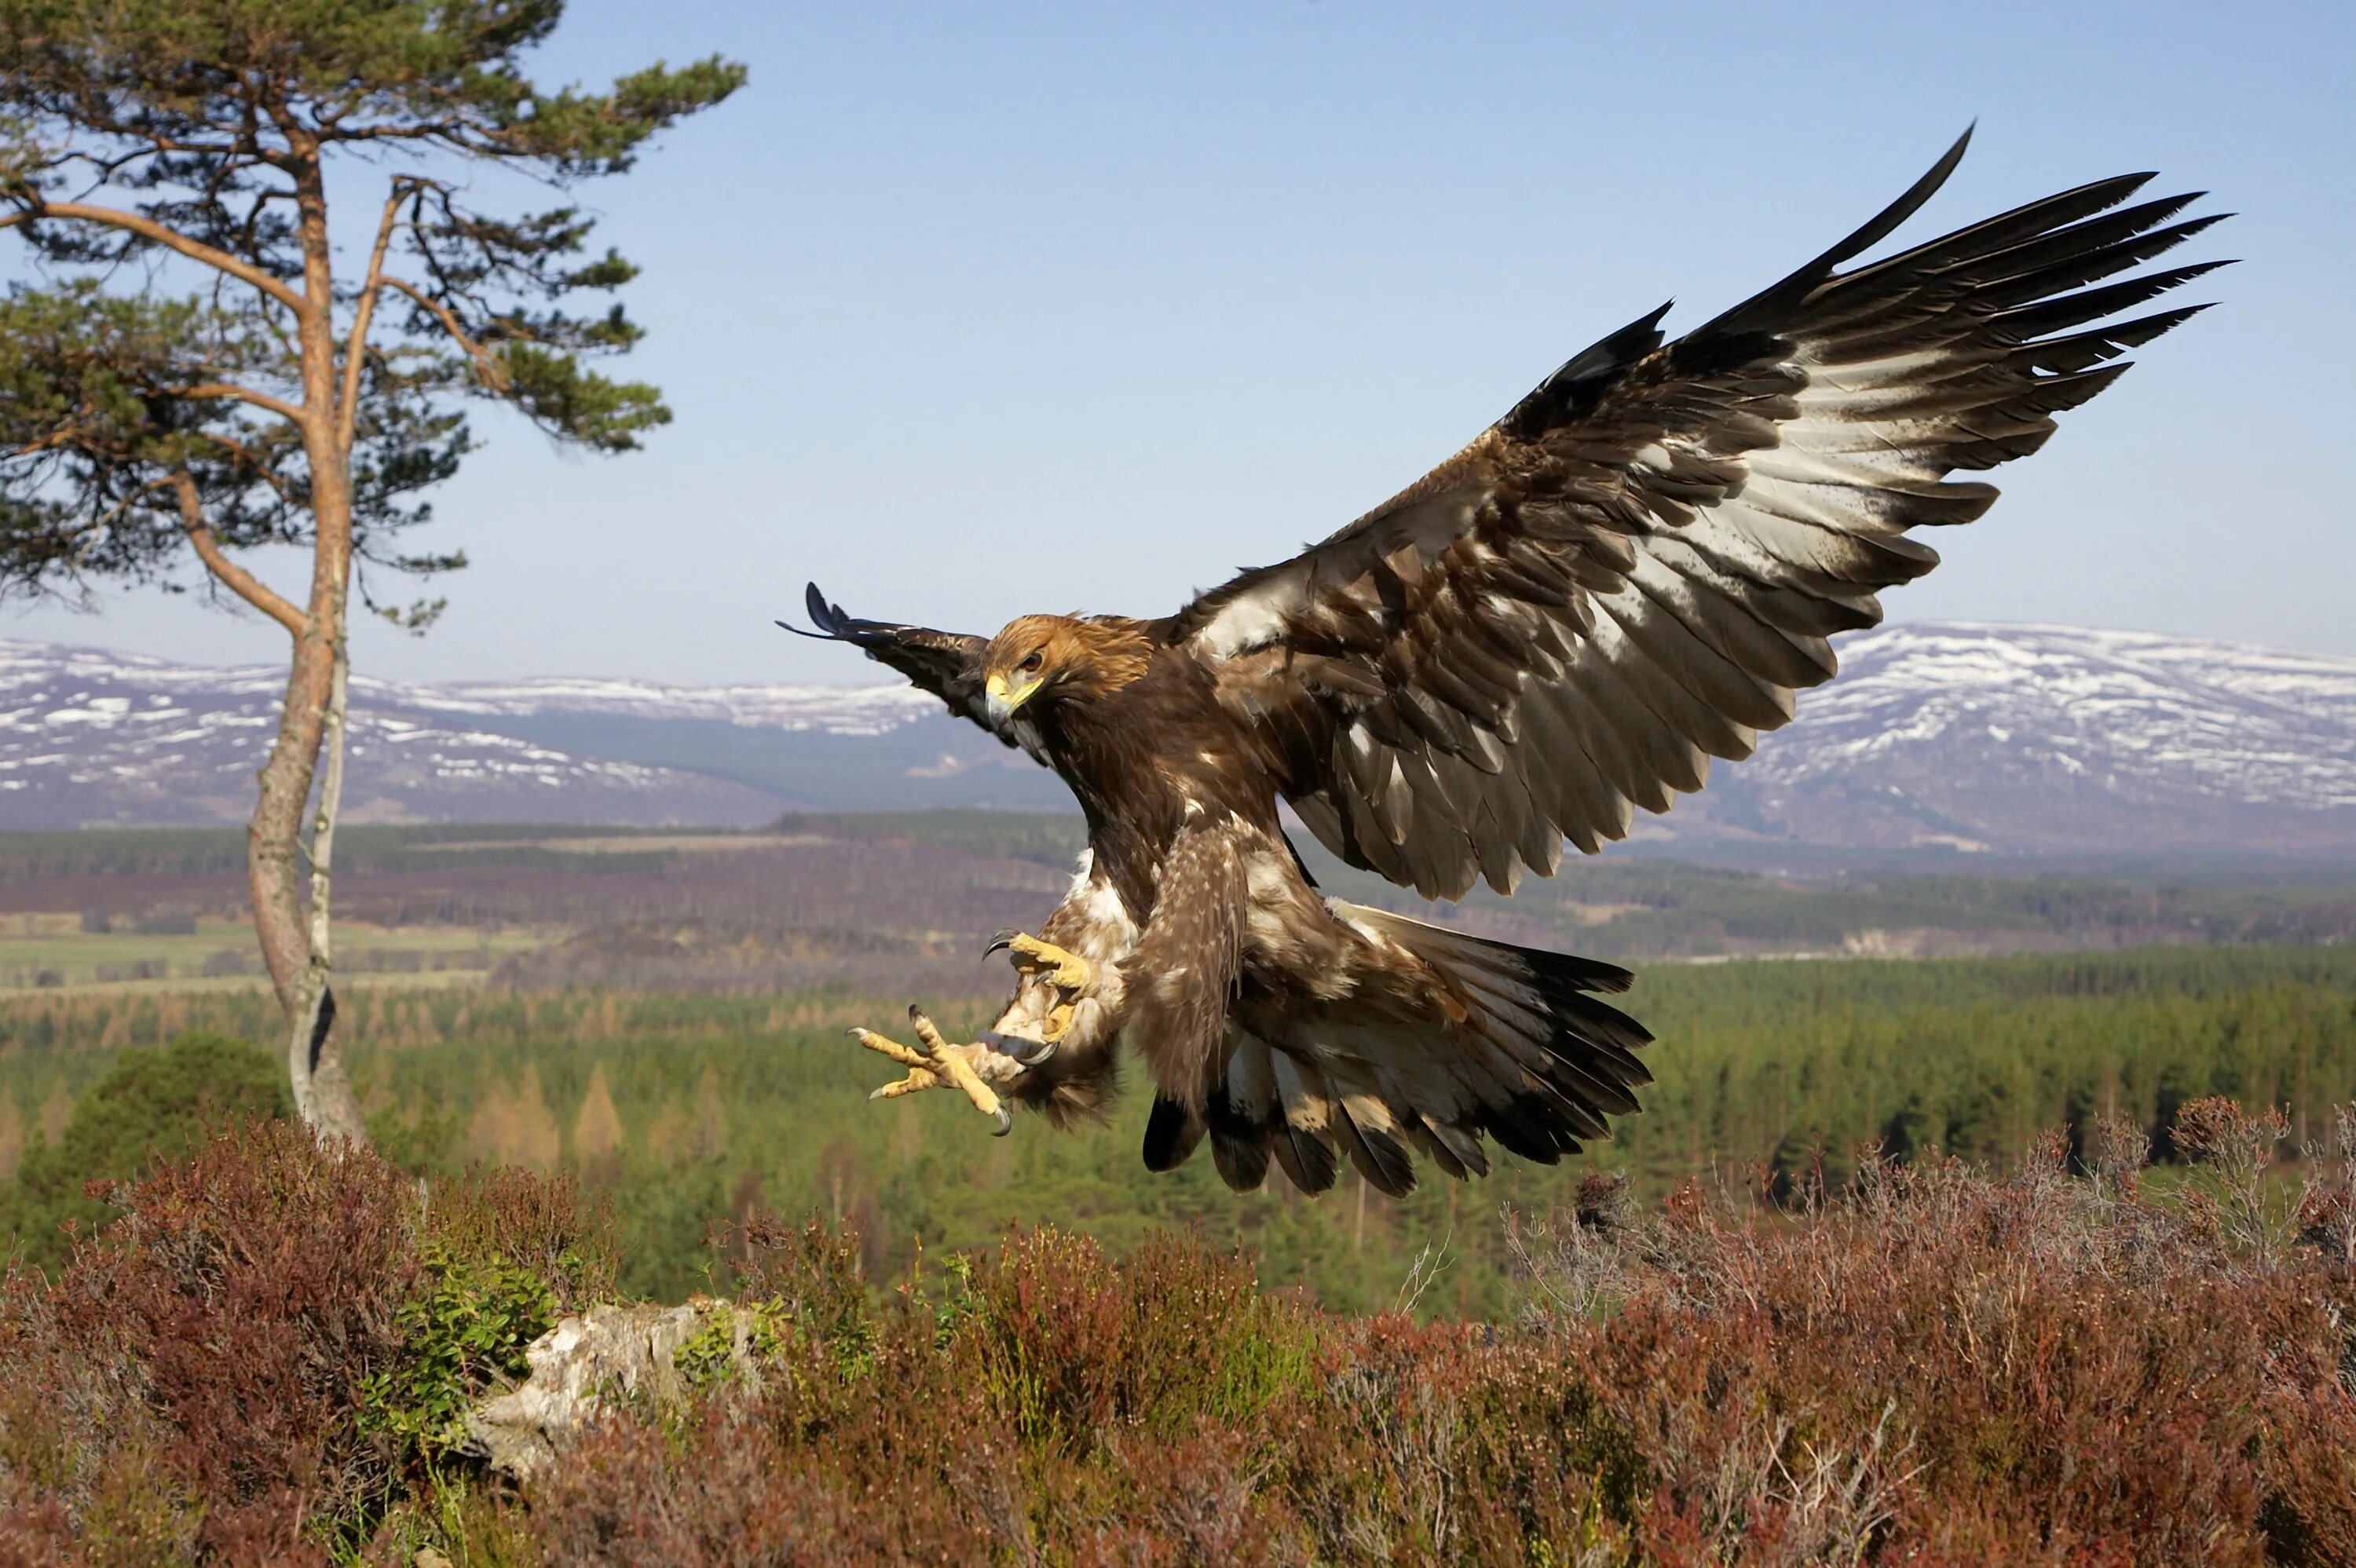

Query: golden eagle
793,132,2223,1197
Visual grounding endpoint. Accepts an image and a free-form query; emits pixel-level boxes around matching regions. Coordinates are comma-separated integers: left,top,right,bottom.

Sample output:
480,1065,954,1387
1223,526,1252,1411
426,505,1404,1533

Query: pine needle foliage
0,0,742,1138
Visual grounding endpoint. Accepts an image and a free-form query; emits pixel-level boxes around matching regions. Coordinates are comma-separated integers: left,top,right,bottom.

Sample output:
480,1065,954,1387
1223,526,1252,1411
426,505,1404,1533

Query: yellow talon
1008,933,1093,992
869,1069,939,1099
848,1011,1012,1135
850,1026,930,1071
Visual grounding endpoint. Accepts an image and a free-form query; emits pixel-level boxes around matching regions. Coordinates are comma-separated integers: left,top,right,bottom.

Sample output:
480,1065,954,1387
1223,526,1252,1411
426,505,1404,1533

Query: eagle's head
983,614,1151,729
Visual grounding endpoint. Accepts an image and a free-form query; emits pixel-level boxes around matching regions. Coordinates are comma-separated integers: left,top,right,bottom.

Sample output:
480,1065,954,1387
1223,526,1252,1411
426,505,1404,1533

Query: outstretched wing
786,582,1007,742
1171,131,2228,900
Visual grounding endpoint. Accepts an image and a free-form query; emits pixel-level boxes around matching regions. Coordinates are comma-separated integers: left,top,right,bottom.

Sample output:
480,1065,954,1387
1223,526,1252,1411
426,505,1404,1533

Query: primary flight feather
794,131,2226,1197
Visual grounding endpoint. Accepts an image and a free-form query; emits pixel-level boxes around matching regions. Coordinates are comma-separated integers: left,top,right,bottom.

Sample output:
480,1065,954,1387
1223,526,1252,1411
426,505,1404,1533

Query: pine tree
0,2,744,1139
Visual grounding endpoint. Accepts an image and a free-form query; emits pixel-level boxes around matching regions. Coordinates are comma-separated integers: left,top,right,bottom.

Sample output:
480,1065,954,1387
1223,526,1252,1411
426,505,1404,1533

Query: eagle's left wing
787,582,1010,744
1169,132,2226,900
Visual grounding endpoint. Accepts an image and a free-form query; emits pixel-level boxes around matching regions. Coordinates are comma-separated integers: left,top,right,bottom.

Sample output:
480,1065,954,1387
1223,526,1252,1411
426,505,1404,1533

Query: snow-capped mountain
1673,623,2356,857
0,644,785,828
2,623,2351,858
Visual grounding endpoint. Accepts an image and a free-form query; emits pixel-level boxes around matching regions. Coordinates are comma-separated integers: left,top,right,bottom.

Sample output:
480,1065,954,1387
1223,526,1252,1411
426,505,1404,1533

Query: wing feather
1171,134,2224,895
785,583,1004,740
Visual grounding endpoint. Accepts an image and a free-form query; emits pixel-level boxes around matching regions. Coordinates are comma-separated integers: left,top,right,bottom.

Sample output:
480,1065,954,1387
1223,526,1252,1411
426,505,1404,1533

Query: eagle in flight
792,132,2223,1198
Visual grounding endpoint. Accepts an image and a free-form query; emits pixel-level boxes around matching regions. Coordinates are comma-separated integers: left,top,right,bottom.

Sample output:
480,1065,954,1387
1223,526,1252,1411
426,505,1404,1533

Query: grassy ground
0,916,545,992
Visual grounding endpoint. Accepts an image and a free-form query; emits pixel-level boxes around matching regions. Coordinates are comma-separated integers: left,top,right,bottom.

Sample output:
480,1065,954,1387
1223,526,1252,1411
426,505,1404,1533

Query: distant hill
3,622,2351,861
1646,623,2356,862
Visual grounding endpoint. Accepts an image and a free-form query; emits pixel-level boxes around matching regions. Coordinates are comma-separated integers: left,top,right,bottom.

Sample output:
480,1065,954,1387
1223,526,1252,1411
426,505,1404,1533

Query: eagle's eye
1018,649,1046,674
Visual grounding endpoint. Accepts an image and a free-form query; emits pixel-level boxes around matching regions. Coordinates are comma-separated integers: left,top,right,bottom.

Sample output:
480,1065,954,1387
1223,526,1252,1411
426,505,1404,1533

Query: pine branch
338,182,417,455
0,201,305,313
170,471,306,635
383,276,509,393
172,382,306,425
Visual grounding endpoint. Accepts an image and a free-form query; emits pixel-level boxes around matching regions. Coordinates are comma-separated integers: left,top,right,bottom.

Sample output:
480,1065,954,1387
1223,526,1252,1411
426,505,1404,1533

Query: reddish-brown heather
2,1100,2352,1565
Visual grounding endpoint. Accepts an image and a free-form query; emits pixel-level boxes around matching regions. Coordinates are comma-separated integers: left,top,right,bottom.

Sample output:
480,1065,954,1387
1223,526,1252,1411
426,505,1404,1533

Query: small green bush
671,1299,788,1389
0,1032,288,1273
361,1243,555,1459
959,1226,1320,1456
364,1161,619,1467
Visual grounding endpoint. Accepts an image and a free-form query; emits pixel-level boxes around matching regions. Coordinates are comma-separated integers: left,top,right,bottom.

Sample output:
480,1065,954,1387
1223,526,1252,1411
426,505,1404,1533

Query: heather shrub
6,1101,2355,1564
2295,1102,2356,1266
1288,1311,1641,1563
20,1120,420,1563
2173,1094,2295,1266
0,1284,201,1566
955,1226,1319,1457
423,1160,620,1314
525,1277,1015,1564
0,1126,617,1563
1508,1102,2356,1565
724,1212,873,1370
529,1395,1001,1566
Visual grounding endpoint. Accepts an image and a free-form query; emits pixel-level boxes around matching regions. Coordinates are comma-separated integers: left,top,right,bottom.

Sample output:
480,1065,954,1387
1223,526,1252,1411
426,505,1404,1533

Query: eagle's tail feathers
1266,1050,1342,1196
1185,910,1653,1196
1323,902,1657,1188
1330,1077,1418,1199
1208,1110,1271,1193
1203,1030,1277,1193
1142,1093,1205,1173
1414,1111,1490,1179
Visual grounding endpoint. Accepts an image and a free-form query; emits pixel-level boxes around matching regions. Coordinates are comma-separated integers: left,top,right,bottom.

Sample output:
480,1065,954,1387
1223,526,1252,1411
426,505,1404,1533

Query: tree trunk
287,622,364,1143
247,136,370,1146
247,612,367,1142
248,624,328,1063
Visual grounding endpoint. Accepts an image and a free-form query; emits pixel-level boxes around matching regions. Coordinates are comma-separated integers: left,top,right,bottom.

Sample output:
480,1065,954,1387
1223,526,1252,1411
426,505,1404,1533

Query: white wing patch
1192,572,1306,660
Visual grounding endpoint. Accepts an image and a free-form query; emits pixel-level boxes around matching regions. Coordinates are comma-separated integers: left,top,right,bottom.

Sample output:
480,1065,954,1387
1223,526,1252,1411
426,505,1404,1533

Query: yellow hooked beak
985,671,1041,729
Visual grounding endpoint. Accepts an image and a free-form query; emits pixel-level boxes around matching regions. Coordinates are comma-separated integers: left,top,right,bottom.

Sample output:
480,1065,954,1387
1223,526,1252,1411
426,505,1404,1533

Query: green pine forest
5,944,2353,1318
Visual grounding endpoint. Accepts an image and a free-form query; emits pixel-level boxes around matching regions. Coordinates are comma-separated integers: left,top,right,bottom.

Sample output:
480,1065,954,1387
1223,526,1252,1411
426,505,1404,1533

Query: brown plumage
799,132,2225,1197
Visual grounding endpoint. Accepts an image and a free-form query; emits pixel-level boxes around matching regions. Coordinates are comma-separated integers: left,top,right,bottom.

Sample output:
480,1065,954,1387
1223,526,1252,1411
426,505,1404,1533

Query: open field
5,816,2354,1307
0,912,545,992
3,815,2353,1307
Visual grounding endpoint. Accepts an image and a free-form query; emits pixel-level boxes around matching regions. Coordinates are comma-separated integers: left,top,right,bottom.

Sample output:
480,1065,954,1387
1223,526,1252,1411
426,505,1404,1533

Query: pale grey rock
462,1298,754,1482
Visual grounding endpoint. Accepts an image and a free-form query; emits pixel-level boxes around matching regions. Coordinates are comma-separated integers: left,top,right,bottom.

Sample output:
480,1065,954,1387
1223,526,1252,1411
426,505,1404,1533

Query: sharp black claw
982,1029,1057,1068
982,929,1019,959
991,1106,1012,1137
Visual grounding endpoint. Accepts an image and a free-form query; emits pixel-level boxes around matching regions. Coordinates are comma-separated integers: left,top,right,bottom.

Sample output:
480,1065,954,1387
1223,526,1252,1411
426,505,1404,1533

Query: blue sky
9,2,2352,683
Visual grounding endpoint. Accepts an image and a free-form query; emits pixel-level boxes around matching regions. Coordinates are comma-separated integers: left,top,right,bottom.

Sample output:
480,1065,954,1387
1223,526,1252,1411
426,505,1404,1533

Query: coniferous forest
6,942,2354,1312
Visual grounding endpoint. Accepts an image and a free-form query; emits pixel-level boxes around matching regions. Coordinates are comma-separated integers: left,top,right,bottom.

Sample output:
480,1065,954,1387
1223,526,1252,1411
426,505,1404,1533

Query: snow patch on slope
1765,623,2356,812
0,621,2350,851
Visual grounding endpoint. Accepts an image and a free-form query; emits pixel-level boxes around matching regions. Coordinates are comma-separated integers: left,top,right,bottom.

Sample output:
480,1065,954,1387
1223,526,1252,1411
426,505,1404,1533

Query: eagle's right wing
788,583,1009,744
